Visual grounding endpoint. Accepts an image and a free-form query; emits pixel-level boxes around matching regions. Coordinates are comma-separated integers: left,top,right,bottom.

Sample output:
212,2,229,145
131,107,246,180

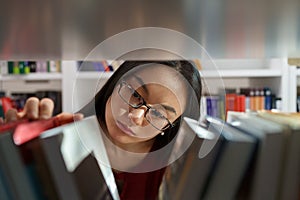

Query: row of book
160,111,300,200
0,110,300,199
0,61,61,75
77,61,114,72
0,116,117,200
0,91,62,118
202,87,281,120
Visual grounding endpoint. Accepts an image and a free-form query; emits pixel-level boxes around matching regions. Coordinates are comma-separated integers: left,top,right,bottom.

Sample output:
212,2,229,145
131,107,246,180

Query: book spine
0,61,8,75
264,88,272,110
249,89,255,111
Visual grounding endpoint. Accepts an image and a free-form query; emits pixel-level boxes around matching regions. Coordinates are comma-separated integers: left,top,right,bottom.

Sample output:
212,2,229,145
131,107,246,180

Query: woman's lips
116,120,136,137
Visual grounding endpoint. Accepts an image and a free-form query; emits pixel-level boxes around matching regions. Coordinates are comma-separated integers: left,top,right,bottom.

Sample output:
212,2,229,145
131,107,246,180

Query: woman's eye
132,91,140,98
151,109,164,118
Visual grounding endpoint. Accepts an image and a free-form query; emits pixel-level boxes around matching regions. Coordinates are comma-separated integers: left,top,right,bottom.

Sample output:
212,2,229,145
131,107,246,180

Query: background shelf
0,73,62,81
201,69,282,78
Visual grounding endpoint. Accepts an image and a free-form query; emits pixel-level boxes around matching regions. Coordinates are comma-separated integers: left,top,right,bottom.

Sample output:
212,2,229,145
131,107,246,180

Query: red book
14,116,77,145
225,94,236,112
0,116,76,145
236,95,246,112
225,94,237,120
1,97,15,113
0,119,29,133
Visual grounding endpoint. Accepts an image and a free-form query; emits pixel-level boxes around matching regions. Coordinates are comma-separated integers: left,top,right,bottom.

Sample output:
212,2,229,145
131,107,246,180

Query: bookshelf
0,75,61,96
0,73,62,81
61,61,113,113
1,59,300,200
297,68,300,76
293,62,300,112
0,59,297,113
0,61,62,95
62,59,298,113
0,62,63,115
75,71,113,79
202,58,296,113
201,69,282,78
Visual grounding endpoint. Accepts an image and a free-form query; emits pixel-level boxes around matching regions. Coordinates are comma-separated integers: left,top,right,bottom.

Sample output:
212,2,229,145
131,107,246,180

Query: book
0,166,11,200
257,111,300,200
206,96,220,118
227,111,286,200
0,116,76,200
159,117,219,200
0,115,120,200
0,132,39,200
201,116,257,200
160,116,256,200
35,115,120,200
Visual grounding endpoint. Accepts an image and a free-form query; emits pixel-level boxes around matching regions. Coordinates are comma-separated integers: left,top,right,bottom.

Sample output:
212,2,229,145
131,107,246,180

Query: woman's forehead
120,63,189,108
123,64,184,85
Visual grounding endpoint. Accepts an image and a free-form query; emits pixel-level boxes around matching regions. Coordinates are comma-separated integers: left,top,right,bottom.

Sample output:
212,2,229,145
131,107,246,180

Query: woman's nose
128,107,147,126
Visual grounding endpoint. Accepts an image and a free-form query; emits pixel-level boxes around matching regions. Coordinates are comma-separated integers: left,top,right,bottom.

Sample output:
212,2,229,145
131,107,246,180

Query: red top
114,167,166,200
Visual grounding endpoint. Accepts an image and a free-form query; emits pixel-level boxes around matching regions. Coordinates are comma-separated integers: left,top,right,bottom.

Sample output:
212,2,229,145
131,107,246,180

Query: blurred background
0,0,299,60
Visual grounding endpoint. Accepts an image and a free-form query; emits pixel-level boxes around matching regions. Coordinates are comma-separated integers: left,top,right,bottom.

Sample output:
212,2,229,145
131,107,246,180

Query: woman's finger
56,112,84,125
39,98,54,119
5,108,19,122
21,97,40,120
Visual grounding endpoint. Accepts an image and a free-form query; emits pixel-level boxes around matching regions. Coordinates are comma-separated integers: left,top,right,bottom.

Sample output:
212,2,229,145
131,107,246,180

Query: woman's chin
108,127,138,145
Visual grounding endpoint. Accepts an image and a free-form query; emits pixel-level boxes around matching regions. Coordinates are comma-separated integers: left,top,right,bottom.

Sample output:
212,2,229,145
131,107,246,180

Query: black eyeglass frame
117,81,174,131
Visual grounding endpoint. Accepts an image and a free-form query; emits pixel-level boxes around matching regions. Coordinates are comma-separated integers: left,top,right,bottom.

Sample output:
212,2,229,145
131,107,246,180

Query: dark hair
84,60,202,151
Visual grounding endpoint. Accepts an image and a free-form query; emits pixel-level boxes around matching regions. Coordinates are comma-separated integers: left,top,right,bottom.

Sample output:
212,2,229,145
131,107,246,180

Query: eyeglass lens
118,81,171,131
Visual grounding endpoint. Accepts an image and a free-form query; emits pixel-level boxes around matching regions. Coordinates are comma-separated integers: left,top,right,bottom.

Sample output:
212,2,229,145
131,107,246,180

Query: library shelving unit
1,58,297,113
61,61,113,113
289,58,300,112
61,59,295,113
197,58,294,112
0,72,62,96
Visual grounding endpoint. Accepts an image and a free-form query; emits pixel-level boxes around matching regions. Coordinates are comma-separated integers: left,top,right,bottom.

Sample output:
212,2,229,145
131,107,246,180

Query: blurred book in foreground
0,116,120,200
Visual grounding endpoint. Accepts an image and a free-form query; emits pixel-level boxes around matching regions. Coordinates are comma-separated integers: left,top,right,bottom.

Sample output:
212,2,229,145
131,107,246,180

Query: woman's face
105,64,188,145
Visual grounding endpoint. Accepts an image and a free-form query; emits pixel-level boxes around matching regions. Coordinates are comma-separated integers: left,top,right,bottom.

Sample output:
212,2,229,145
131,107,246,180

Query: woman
5,60,202,200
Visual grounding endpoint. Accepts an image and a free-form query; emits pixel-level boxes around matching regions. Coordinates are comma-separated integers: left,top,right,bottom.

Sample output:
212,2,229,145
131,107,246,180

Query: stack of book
160,111,300,200
0,61,61,75
202,87,281,120
1,112,300,199
0,116,119,200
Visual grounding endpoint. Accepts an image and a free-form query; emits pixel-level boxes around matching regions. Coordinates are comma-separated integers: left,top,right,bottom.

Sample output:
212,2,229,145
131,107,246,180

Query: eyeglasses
118,81,174,131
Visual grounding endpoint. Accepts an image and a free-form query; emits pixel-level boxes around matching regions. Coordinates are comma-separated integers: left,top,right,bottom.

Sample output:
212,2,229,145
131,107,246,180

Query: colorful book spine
206,96,220,118
264,88,272,110
203,87,279,120
2,61,61,74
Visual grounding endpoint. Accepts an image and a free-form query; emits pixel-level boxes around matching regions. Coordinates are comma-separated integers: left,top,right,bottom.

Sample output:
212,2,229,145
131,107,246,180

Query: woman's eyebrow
131,75,177,114
132,75,149,94
161,104,177,114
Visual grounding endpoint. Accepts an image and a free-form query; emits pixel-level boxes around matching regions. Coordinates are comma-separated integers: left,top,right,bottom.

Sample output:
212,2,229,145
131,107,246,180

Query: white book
257,112,300,200
228,112,286,200
0,61,8,75
202,116,256,200
159,117,219,200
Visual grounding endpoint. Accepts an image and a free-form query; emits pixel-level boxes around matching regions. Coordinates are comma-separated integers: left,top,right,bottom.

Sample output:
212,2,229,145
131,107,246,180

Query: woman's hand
4,97,83,124
5,97,54,122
